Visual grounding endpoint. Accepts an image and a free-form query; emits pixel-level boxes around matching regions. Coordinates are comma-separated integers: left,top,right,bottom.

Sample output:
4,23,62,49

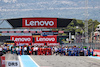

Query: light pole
85,0,89,43
92,22,94,43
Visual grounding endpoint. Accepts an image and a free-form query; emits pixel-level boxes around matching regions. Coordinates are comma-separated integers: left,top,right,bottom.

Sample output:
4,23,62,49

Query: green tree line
52,19,100,36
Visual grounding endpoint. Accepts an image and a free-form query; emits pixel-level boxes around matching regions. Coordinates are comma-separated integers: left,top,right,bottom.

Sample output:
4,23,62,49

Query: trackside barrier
0,56,5,67
93,49,100,57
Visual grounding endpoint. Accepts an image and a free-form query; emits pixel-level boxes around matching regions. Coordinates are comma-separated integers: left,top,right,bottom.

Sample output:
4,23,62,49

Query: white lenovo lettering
25,20,30,26
25,20,54,26
12,37,31,42
36,37,55,41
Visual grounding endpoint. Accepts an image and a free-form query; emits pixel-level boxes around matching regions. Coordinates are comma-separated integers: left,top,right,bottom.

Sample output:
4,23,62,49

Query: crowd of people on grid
0,44,94,56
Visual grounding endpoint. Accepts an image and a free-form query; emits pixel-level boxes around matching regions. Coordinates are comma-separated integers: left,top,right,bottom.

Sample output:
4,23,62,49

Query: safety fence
62,43,100,49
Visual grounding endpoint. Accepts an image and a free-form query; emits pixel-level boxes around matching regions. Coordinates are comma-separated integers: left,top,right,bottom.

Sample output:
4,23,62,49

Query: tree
88,19,100,35
66,19,84,35
52,19,100,37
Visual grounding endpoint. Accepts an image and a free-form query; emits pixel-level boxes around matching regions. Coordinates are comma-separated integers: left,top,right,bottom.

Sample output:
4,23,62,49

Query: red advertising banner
23,31,29,33
47,43,60,46
93,49,100,56
0,56,5,67
22,18,57,28
37,31,42,33
35,36,57,43
30,31,36,33
9,31,14,33
32,43,44,46
10,36,33,43
16,43,30,46
16,31,21,33
58,31,64,33
2,31,7,33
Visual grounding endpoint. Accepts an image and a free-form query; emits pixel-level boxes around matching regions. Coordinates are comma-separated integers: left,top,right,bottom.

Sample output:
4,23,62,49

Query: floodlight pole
92,22,94,43
85,0,89,43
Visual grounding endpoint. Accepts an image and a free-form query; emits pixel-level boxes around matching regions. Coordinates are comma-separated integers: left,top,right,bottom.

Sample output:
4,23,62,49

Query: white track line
28,55,40,67
18,56,23,67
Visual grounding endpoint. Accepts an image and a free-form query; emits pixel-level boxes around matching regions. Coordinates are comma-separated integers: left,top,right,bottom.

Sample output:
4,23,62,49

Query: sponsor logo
11,36,32,43
25,20,54,26
12,37,31,42
35,36,57,43
36,37,55,42
22,18,57,28
32,43,44,46
47,43,60,45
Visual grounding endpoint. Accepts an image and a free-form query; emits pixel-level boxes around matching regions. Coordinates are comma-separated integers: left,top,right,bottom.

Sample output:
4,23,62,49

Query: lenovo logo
25,20,54,26
35,36,57,43
12,37,31,42
11,36,32,43
22,18,57,28
36,37,55,42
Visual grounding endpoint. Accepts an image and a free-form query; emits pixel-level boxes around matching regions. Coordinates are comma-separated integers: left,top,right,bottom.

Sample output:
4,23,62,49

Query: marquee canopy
6,17,72,28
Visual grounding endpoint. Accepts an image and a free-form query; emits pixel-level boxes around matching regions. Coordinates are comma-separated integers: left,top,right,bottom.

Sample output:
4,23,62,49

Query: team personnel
1,44,95,56
0,45,3,56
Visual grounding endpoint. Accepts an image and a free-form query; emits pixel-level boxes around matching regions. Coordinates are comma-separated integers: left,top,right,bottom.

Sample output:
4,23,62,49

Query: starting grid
0,55,100,67
18,55,100,67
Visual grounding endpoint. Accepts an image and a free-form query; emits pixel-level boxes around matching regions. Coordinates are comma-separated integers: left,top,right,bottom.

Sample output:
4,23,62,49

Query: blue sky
0,0,100,28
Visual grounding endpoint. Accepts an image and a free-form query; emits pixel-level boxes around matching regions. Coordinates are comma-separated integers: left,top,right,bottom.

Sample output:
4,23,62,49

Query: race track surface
3,54,100,67
30,55,100,67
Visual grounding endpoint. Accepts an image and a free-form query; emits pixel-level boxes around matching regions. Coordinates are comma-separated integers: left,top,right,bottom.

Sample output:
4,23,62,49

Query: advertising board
10,36,32,43
35,36,57,43
22,18,57,28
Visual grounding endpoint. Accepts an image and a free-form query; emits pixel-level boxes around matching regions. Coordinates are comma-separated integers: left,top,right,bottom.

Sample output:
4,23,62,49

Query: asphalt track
3,54,100,67
30,55,100,67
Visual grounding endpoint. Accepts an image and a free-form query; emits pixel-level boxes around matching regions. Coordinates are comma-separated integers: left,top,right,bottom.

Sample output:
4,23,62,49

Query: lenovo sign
11,36,32,43
22,18,57,28
35,36,57,43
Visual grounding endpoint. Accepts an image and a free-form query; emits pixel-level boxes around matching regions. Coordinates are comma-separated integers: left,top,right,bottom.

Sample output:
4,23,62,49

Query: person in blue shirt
58,46,62,56
84,48,87,56
73,46,78,56
90,48,94,56
68,47,73,56
88,47,91,56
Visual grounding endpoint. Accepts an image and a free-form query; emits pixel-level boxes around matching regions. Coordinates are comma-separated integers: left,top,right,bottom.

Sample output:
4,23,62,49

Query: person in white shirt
0,46,3,51
54,46,58,55
0,46,3,56
16,47,19,55
18,46,21,55
65,46,68,56
34,46,38,55
24,46,27,55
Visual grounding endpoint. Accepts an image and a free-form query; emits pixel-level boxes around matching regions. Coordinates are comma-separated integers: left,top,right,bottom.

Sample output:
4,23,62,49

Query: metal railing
62,43,100,49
